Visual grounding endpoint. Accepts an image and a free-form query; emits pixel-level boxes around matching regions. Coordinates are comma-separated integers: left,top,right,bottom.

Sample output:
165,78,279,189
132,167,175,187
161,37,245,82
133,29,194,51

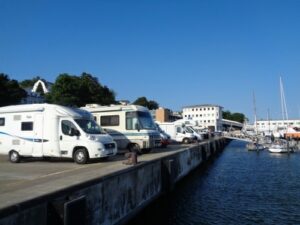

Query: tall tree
222,110,246,123
45,72,116,107
0,73,27,106
133,97,159,110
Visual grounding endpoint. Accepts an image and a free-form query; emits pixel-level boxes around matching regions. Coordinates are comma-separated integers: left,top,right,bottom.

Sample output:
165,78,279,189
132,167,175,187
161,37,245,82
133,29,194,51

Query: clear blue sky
1,0,300,121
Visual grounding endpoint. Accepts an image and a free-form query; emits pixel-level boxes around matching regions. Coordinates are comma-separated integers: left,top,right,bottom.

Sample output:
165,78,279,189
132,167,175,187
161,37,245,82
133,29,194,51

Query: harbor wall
0,138,229,225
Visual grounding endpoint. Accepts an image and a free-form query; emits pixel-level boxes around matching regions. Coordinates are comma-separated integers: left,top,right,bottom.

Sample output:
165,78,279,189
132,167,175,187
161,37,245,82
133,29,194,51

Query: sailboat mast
267,108,271,134
280,76,289,122
253,91,257,135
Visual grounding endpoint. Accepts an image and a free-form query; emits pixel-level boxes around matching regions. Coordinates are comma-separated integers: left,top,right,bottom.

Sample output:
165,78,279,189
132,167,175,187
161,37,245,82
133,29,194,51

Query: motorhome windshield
75,119,105,134
185,126,194,134
126,111,156,130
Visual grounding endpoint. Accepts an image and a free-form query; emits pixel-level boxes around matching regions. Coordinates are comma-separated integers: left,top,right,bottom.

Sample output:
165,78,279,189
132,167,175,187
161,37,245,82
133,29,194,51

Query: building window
21,122,33,131
0,118,4,126
101,115,120,126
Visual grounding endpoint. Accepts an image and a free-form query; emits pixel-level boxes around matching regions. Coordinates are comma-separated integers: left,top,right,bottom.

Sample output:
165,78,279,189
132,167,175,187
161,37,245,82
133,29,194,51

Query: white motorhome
175,119,204,141
82,104,161,154
156,121,195,144
0,104,117,164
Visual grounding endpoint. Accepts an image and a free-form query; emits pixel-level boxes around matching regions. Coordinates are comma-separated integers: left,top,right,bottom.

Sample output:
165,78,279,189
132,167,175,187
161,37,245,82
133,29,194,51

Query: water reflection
127,140,300,225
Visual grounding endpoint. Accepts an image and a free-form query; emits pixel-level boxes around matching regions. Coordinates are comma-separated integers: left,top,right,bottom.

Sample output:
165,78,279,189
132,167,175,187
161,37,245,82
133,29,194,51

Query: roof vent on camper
118,100,130,106
85,104,102,108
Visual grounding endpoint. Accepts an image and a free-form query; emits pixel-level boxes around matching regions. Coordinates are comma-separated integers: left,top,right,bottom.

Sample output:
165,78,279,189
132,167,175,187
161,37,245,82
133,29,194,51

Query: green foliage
0,73,27,106
20,76,41,88
45,72,116,107
222,110,246,123
133,97,159,110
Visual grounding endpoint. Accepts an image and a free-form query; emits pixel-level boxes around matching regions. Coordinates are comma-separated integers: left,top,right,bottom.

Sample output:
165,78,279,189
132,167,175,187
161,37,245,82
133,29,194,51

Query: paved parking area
0,143,195,210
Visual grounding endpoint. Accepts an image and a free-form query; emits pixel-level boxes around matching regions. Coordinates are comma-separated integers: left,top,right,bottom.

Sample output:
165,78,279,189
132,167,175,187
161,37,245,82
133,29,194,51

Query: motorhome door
59,119,78,156
32,113,44,157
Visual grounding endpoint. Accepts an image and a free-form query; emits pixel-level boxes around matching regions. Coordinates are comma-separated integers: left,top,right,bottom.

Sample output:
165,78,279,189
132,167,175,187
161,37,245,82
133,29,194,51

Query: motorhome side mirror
74,129,80,136
135,123,140,132
70,128,80,136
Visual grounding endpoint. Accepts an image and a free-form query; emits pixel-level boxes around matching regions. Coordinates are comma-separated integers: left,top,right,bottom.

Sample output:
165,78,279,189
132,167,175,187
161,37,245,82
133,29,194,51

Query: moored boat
267,139,293,153
246,142,265,151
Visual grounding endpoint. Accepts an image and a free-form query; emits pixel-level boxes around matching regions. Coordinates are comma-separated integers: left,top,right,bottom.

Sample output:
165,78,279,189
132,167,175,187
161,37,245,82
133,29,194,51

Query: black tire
73,148,88,164
129,143,142,154
142,148,152,154
183,138,190,144
9,150,20,163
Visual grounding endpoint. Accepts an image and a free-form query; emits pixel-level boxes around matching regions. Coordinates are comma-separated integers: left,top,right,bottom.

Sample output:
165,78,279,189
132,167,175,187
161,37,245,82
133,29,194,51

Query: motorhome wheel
9,150,20,163
183,138,190,144
129,144,142,154
74,148,88,164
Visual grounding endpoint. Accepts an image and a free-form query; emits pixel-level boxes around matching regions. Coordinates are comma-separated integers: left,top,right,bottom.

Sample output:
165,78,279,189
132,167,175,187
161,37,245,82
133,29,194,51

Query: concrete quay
0,137,229,225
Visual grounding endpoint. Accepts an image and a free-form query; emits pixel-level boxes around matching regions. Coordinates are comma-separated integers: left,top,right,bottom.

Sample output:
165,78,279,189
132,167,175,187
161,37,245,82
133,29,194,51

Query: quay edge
0,138,231,225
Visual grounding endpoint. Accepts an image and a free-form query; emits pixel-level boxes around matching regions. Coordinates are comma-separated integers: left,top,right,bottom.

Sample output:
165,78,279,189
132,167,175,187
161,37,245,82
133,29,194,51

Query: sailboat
268,77,292,153
246,92,265,151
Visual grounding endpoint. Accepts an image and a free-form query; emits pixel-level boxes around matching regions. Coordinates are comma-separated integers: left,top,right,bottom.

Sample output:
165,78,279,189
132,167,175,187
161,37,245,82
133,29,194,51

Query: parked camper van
82,104,161,154
156,121,195,144
175,119,203,141
0,104,117,164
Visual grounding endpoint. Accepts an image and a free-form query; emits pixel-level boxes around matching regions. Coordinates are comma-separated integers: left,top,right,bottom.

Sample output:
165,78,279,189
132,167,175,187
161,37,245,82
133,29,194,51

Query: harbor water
127,140,300,225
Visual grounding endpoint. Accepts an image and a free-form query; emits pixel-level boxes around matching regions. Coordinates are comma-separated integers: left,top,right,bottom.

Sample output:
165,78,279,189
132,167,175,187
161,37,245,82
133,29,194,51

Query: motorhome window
21,122,33,131
126,111,156,130
126,112,139,130
176,127,182,133
0,118,4,126
100,115,119,126
75,119,104,134
61,120,78,136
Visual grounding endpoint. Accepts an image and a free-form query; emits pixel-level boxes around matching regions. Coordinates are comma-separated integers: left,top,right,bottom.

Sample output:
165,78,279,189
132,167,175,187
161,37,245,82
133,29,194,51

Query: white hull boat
268,144,289,153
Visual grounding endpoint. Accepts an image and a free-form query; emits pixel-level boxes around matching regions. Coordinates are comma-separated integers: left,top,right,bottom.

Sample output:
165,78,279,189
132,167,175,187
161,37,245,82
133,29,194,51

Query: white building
182,104,223,131
21,88,45,104
21,80,52,104
256,119,300,133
